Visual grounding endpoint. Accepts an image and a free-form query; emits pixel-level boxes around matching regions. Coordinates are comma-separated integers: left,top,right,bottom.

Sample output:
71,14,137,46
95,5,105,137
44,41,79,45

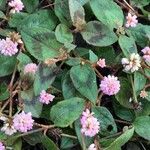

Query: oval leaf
70,64,98,103
50,97,85,127
81,21,118,47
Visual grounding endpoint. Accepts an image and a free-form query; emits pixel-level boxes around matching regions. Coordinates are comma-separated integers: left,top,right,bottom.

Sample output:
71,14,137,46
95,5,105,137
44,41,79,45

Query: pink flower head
125,13,138,28
88,144,96,150
140,90,148,99
8,0,24,13
0,38,18,56
80,109,100,137
24,63,38,74
97,58,106,68
141,46,150,63
39,90,55,104
13,111,34,133
0,142,5,150
100,75,120,96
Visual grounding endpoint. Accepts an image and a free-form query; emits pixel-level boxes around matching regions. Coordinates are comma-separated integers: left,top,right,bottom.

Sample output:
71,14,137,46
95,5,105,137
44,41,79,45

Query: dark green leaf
62,72,81,99
21,27,63,61
22,0,39,13
0,83,9,101
21,89,43,118
104,127,134,150
119,35,137,57
81,21,118,46
90,0,124,29
133,116,150,140
92,106,117,136
115,78,133,108
0,55,16,77
34,63,57,96
54,0,71,26
70,64,97,103
42,136,59,150
55,24,73,44
50,97,85,127
134,72,146,93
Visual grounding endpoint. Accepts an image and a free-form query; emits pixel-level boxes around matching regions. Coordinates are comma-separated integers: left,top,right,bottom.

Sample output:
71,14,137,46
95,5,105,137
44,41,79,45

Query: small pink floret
13,111,34,133
39,90,55,104
0,38,18,56
24,63,38,74
80,109,100,137
141,46,150,63
125,13,138,28
8,0,24,13
0,142,5,150
97,58,106,68
100,75,120,96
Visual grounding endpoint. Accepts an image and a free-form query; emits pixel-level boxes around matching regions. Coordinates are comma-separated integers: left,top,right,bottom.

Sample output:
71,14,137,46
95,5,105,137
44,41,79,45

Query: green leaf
131,0,150,8
21,89,43,118
62,72,81,99
21,27,63,61
136,100,150,116
104,127,134,150
0,11,6,19
0,0,6,11
119,35,137,57
113,101,135,122
90,0,124,29
134,72,146,93
9,10,57,31
55,24,73,44
19,10,57,31
42,136,59,150
70,64,98,103
0,131,7,140
0,83,9,101
54,0,71,26
0,55,16,77
92,106,117,136
22,0,39,13
69,0,85,27
133,116,150,140
115,78,133,108
23,132,43,146
50,97,85,127
127,24,150,47
17,52,32,71
89,50,98,63
93,47,116,65
81,21,118,47
12,138,22,150
60,137,78,149
34,63,57,96
9,12,29,28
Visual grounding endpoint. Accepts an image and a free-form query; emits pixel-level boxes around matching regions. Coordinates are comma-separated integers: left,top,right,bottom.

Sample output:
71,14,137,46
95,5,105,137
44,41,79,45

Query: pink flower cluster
97,58,106,68
8,0,24,13
0,38,18,56
13,111,34,133
125,13,138,28
39,90,55,104
24,63,38,74
100,75,120,96
0,142,5,150
80,109,100,137
142,46,150,63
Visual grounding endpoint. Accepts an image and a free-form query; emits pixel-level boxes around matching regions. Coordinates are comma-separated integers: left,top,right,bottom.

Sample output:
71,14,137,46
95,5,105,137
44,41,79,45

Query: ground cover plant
0,0,150,149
